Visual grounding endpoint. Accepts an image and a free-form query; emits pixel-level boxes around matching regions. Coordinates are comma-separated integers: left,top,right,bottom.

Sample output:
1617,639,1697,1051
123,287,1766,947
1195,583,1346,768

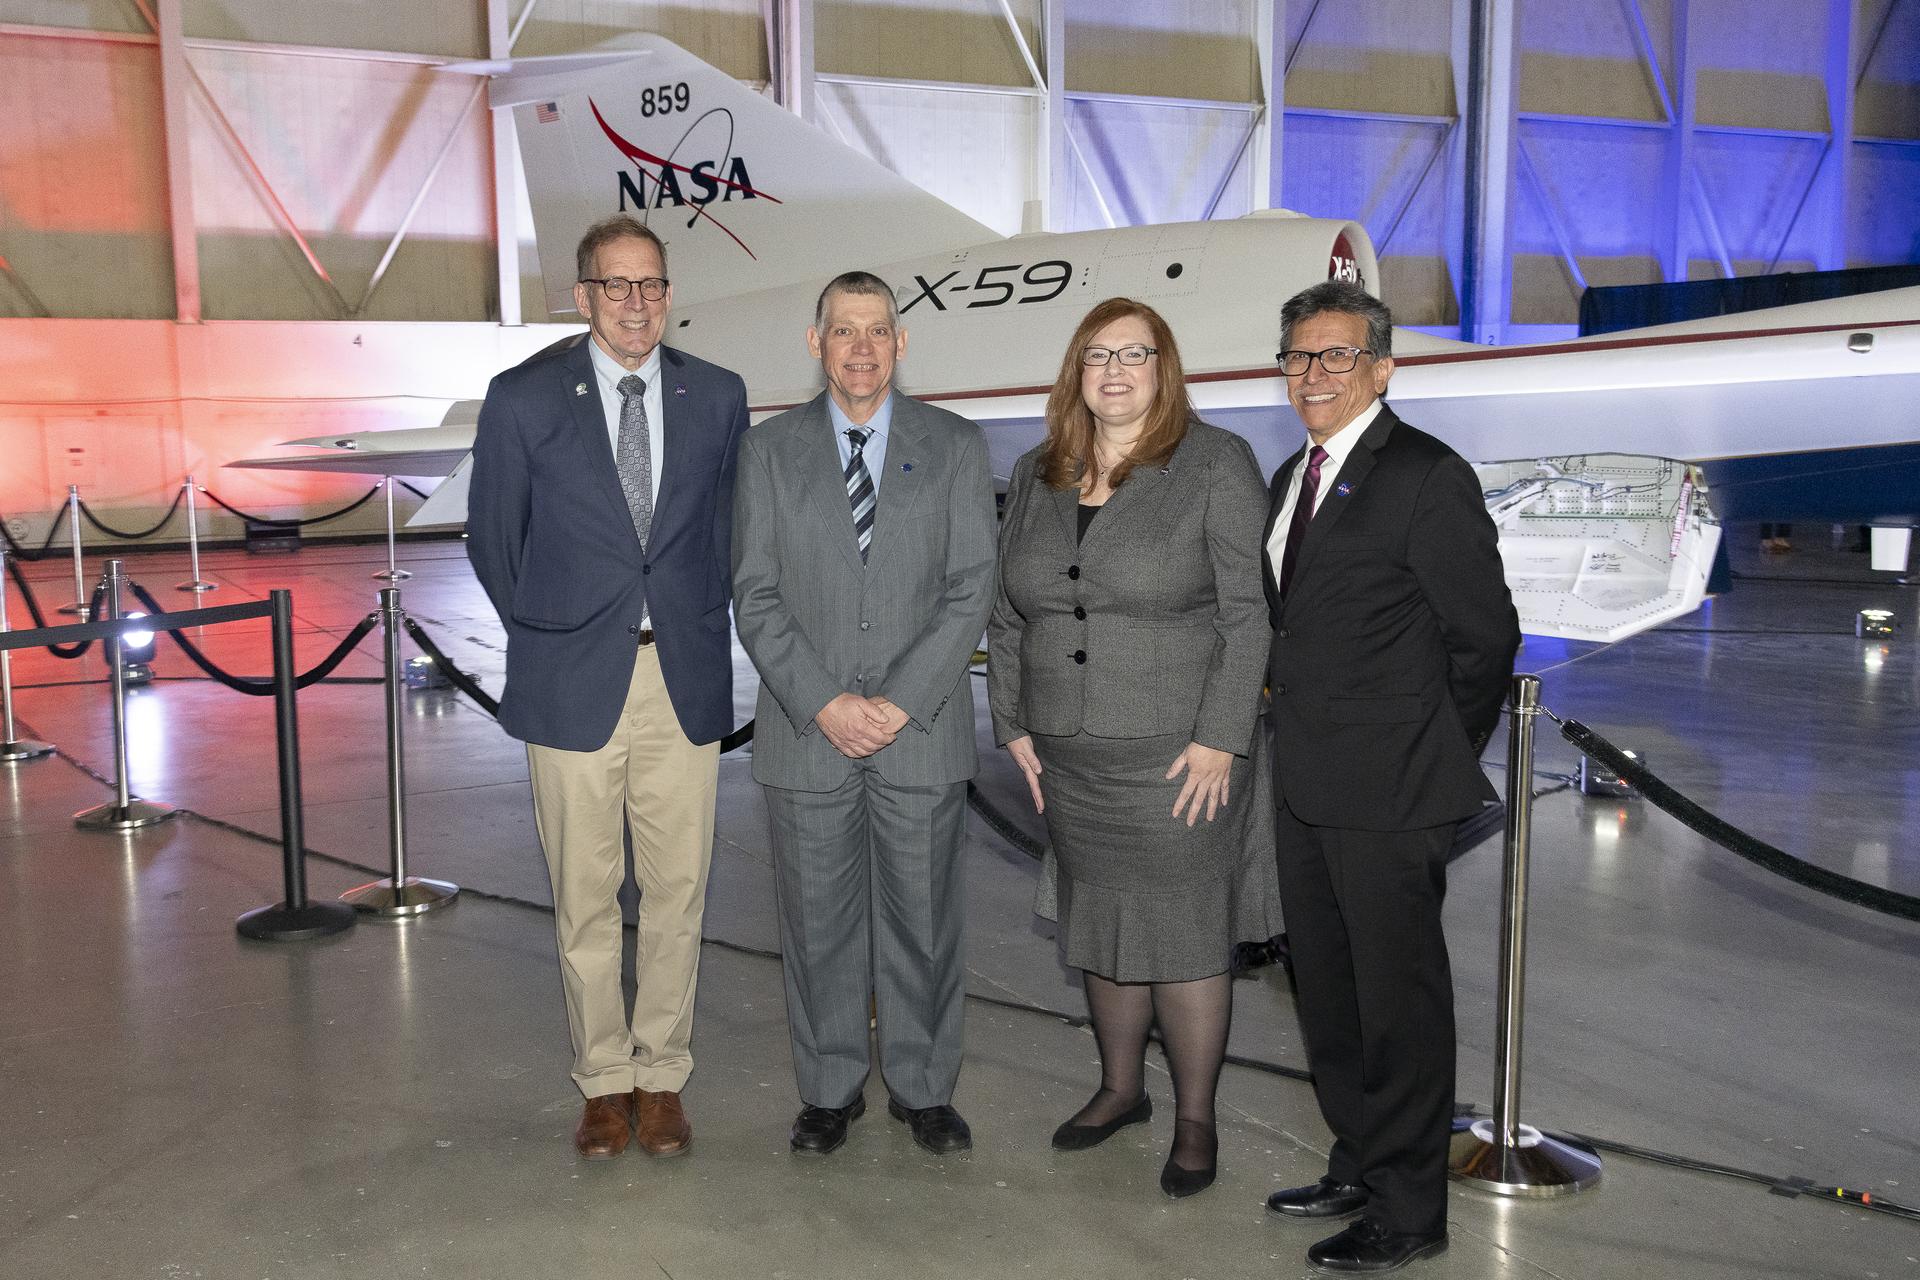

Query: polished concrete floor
2,532,1916,1279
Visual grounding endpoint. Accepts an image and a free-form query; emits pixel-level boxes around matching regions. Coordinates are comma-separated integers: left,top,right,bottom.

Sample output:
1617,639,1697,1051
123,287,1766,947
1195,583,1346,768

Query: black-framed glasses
1277,346,1372,376
581,276,670,301
1082,344,1157,366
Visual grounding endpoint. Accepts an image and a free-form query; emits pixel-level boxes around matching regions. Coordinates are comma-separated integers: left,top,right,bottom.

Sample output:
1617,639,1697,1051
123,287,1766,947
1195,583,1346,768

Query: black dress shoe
1267,1176,1371,1219
1051,1094,1152,1151
1158,1119,1217,1199
790,1096,865,1155
1306,1218,1447,1274
886,1099,972,1154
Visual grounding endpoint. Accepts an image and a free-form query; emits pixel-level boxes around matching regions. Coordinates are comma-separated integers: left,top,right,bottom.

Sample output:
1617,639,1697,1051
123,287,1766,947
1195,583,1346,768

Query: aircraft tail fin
486,37,999,311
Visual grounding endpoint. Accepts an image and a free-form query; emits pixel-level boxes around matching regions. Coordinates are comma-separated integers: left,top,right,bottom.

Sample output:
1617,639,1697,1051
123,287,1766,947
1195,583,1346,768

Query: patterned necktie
614,374,654,547
844,428,875,563
1278,444,1329,597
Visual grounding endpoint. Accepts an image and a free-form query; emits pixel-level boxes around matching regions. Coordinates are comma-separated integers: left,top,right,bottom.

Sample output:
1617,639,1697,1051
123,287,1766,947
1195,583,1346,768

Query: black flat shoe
886,1099,972,1154
1307,1217,1447,1274
1267,1176,1371,1218
1050,1094,1152,1151
789,1096,865,1155
1158,1119,1217,1199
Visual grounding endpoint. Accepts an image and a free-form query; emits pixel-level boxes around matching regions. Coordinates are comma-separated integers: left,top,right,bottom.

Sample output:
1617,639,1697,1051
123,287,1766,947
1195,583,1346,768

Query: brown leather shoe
634,1089,692,1157
574,1092,635,1159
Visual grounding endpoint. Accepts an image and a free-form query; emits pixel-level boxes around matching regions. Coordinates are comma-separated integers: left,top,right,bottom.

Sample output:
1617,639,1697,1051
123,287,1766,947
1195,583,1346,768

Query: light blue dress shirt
828,392,893,496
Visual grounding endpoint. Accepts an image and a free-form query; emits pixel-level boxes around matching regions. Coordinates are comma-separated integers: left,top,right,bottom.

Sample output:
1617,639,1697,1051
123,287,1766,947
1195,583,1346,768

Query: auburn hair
1038,298,1194,491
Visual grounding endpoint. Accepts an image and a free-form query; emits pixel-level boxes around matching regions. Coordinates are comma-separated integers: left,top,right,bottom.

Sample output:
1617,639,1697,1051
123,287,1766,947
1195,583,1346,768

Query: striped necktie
844,428,875,563
614,374,654,547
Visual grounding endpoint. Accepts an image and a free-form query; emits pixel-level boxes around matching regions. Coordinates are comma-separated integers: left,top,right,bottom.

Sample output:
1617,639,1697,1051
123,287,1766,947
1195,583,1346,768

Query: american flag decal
535,102,560,124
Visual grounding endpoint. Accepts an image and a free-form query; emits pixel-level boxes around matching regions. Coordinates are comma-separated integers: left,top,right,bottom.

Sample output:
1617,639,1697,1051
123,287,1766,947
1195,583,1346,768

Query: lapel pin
673,384,688,397
901,462,913,472
573,382,588,396
1159,466,1170,475
1335,481,1353,496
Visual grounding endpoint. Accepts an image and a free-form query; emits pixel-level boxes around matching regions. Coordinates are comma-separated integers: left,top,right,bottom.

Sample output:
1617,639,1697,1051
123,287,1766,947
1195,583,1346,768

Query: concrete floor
2,533,1916,1279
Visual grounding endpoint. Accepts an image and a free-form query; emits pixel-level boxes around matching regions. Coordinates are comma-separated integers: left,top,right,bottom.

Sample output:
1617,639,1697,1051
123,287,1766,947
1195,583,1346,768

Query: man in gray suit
733,270,997,1157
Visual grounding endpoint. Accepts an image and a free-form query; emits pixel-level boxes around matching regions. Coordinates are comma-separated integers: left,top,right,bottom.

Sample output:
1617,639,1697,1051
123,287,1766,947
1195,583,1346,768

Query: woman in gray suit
987,298,1272,1198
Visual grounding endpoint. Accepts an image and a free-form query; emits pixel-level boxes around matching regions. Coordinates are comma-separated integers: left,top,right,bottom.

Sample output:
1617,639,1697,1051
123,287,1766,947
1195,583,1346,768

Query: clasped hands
816,692,910,758
1003,737,1233,827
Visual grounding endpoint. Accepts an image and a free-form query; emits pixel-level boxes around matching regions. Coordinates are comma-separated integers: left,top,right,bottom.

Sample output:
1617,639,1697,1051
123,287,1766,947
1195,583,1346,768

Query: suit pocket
1324,694,1422,724
700,601,732,633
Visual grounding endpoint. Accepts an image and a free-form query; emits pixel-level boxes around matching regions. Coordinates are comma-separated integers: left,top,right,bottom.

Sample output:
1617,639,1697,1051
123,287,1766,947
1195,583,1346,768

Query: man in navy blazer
1260,281,1518,1274
468,215,748,1161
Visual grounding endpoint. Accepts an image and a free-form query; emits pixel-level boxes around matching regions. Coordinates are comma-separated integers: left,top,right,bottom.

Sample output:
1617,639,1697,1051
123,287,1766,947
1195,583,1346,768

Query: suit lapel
1078,452,1174,555
863,393,929,572
1263,444,1304,607
649,347,696,541
562,340,638,542
793,395,866,574
1285,405,1396,600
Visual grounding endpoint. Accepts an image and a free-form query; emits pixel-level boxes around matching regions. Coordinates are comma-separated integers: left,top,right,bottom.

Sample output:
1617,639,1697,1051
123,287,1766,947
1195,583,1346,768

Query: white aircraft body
233,36,1920,641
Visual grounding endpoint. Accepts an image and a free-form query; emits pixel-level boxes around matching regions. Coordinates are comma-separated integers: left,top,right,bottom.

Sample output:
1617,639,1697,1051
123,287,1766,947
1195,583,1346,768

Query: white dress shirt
586,337,665,512
1264,398,1384,581
828,391,894,496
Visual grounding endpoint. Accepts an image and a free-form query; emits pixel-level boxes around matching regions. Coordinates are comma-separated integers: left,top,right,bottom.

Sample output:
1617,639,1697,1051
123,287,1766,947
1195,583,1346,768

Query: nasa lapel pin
674,384,688,397
901,462,913,472
573,382,589,396
1335,481,1354,497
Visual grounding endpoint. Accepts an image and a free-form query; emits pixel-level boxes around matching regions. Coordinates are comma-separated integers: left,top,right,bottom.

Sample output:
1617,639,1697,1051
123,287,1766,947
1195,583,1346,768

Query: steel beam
357,80,489,318
1659,0,1695,280
1249,0,1283,210
1821,0,1857,271
772,0,814,123
0,251,52,317
1042,0,1066,230
487,0,521,325
1460,0,1517,344
155,0,202,322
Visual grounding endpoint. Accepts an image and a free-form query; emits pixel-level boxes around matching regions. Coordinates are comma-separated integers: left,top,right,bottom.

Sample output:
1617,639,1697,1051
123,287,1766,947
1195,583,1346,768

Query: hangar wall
0,0,1915,540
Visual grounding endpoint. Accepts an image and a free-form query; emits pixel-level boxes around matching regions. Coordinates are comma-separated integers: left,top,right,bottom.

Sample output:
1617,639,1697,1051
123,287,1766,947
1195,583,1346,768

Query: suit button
627,625,638,636
1067,565,1080,580
1072,650,1086,665
1073,606,1086,620
1277,628,1290,639
642,564,652,575
1274,683,1288,695
859,621,872,630
855,673,866,683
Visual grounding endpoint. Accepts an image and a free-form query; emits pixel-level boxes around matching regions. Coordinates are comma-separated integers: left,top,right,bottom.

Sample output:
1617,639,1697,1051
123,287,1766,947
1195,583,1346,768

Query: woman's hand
1005,736,1046,814
1166,742,1233,827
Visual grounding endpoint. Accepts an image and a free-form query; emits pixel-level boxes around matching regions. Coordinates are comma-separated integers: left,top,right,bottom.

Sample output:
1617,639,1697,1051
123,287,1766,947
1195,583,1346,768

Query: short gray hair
575,214,668,283
814,270,898,330
1279,280,1393,360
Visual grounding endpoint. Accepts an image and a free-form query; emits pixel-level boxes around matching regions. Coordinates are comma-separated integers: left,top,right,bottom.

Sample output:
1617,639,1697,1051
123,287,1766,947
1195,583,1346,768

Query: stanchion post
342,586,457,916
177,476,216,593
237,590,356,941
58,486,89,618
0,544,55,763
1447,672,1601,1197
371,476,412,583
74,560,177,830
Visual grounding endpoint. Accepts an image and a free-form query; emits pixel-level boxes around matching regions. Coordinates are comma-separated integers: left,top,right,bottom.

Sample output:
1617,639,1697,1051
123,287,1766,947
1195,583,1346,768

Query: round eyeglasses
1276,346,1373,376
581,276,670,302
1082,344,1158,366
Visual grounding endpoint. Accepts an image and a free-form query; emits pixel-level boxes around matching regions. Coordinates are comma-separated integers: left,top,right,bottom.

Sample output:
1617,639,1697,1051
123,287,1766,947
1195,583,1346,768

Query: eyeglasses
581,276,670,301
1276,346,1373,376
1082,344,1158,366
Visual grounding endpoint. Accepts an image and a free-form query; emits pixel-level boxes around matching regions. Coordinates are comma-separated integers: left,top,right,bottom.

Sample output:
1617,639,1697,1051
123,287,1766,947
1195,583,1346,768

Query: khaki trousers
527,645,719,1098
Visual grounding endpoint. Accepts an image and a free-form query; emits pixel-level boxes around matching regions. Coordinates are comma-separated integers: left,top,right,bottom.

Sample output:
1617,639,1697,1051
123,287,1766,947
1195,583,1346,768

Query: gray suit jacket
987,420,1271,755
733,390,998,792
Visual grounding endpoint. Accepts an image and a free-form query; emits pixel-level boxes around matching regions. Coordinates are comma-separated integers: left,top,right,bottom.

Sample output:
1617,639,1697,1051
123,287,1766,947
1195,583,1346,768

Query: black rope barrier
77,490,185,542
125,582,378,695
1559,716,1920,924
4,559,105,659
0,497,74,562
199,483,382,528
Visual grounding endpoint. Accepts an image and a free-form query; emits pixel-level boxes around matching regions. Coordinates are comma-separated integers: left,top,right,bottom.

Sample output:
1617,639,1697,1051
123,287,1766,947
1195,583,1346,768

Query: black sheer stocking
1069,972,1153,1127
1151,972,1231,1172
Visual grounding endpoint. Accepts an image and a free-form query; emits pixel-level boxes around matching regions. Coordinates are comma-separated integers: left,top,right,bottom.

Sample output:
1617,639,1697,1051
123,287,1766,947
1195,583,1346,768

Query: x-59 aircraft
232,35,1920,642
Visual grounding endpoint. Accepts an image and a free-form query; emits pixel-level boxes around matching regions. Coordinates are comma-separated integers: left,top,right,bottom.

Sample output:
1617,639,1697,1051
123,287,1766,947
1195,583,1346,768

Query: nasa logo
590,95,783,259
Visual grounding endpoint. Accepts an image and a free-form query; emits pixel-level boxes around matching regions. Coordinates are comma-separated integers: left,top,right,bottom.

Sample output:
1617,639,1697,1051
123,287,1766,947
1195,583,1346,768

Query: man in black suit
468,215,749,1161
1260,280,1519,1273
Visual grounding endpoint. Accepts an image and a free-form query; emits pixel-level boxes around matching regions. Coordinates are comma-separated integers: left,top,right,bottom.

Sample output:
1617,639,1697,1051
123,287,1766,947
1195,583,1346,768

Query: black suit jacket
1264,404,1519,831
467,338,749,751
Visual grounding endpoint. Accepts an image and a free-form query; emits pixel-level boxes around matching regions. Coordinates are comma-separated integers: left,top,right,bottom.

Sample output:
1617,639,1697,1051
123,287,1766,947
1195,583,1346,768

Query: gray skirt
1030,724,1284,983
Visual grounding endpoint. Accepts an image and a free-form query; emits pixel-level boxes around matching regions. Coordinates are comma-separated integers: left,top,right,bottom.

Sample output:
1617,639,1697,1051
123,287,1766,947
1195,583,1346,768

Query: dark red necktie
1278,445,1328,597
